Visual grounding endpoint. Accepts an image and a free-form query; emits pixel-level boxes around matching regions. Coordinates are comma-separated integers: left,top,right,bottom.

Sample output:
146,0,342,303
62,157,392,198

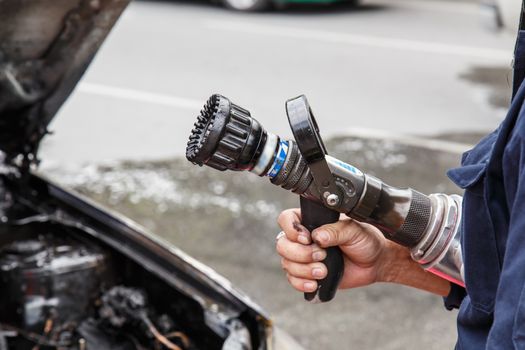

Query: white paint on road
77,82,203,110
342,127,473,154
205,21,511,61
76,80,475,155
75,82,472,156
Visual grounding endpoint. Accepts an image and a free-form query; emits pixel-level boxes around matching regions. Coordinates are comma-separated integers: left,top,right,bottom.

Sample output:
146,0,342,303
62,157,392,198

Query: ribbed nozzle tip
186,94,221,165
186,94,264,172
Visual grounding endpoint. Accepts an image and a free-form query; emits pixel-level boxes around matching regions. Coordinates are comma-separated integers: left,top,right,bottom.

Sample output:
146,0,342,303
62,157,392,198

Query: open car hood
0,0,129,167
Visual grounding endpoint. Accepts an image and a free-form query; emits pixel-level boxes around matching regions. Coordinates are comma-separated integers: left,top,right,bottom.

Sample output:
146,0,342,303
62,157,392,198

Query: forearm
379,242,451,297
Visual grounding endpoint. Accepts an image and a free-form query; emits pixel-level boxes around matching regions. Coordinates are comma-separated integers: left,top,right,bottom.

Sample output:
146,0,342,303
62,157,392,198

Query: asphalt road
39,0,515,166
38,1,517,349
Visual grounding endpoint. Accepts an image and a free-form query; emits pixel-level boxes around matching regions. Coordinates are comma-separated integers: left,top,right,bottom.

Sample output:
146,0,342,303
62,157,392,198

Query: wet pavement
459,65,513,110
41,135,477,350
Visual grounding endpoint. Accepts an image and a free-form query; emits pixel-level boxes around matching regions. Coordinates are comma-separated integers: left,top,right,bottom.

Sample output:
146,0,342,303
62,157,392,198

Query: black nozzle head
186,94,224,166
186,94,267,171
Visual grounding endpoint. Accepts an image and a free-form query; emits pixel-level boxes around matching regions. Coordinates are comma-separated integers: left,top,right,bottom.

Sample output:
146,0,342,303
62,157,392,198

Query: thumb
311,219,366,248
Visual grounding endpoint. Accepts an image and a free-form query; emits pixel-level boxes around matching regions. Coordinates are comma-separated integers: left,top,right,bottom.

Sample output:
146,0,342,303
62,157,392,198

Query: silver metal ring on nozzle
251,132,278,176
411,194,464,286
410,194,445,261
419,195,460,266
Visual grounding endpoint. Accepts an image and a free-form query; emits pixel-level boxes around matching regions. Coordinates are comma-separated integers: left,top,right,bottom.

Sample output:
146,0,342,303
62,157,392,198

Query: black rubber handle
300,197,344,303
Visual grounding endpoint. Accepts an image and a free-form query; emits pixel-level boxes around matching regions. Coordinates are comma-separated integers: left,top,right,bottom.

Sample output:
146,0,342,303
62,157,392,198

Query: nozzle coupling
410,194,464,286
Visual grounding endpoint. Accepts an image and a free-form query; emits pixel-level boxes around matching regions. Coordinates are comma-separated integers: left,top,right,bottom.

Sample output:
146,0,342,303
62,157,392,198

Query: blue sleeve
486,133,525,348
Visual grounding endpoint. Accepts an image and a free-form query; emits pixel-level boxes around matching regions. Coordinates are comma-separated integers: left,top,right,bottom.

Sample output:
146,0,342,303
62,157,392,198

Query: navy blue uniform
445,27,525,349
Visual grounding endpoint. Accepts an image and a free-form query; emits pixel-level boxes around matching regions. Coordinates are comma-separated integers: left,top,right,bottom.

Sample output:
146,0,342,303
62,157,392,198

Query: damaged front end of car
0,165,274,350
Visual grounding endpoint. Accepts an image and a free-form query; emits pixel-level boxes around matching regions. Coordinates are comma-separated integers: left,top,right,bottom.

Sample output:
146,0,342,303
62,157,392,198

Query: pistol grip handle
300,197,344,303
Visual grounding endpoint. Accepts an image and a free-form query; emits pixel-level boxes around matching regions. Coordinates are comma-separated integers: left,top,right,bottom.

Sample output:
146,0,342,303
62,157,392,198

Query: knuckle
286,274,298,288
278,209,295,226
275,238,284,254
286,229,299,241
292,262,313,279
288,275,303,292
343,220,364,244
290,246,307,262
288,262,300,274
276,239,292,259
277,211,287,226
279,242,313,263
297,265,312,278
287,262,306,279
324,225,339,243
281,258,289,271
300,247,314,262
329,219,359,245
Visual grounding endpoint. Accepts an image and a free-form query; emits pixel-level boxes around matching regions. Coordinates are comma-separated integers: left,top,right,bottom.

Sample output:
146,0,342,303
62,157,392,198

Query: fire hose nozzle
186,94,464,301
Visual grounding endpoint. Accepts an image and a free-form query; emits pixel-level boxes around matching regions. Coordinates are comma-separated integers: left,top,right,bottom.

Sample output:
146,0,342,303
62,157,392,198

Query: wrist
376,241,412,284
377,241,451,296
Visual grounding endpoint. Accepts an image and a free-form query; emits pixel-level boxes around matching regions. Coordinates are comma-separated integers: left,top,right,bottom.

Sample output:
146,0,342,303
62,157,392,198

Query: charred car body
0,1,296,349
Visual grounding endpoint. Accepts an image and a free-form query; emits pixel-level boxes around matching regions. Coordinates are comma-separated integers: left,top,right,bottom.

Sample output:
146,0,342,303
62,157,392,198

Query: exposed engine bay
0,170,263,350
0,224,208,350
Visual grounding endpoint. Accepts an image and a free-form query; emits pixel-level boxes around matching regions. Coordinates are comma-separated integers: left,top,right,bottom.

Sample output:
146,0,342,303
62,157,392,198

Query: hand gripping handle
300,197,344,303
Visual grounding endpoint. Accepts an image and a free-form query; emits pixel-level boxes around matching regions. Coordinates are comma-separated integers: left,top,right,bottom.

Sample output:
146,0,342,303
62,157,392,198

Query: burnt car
0,1,303,349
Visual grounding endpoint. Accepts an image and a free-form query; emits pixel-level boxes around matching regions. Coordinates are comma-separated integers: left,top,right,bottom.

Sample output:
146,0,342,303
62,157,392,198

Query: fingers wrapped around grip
276,237,327,263
277,208,374,250
281,259,328,280
286,274,318,293
277,207,390,294
311,219,366,247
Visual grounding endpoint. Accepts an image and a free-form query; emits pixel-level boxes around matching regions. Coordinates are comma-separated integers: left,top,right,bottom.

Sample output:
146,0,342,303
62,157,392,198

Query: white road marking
341,127,474,154
205,20,511,62
77,84,471,154
77,82,203,110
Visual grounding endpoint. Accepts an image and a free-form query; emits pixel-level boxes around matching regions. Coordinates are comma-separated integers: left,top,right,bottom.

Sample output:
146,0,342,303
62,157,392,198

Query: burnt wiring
32,318,54,350
0,304,191,350
0,323,71,348
99,286,190,350
141,317,183,350
165,332,190,348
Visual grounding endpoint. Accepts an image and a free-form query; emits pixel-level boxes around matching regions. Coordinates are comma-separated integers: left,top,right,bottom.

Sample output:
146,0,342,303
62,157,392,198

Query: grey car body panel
0,0,128,165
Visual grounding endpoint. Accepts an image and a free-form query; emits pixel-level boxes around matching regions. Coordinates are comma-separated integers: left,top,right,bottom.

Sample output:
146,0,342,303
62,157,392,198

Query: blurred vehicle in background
496,0,521,31
218,0,356,11
484,0,521,31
